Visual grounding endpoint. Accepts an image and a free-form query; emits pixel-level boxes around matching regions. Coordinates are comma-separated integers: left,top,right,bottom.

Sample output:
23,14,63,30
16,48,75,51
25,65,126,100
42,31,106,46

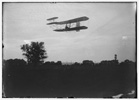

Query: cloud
122,36,128,40
23,40,31,44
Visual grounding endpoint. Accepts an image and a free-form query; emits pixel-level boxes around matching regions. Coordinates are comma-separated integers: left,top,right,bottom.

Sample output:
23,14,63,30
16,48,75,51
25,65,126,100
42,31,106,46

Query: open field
3,61,136,98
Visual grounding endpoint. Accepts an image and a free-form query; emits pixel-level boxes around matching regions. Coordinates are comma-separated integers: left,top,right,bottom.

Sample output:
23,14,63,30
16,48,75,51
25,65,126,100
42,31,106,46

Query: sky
3,2,136,63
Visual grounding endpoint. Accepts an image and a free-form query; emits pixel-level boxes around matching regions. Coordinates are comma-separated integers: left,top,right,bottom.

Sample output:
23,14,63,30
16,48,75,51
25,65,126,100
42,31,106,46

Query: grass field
3,61,136,98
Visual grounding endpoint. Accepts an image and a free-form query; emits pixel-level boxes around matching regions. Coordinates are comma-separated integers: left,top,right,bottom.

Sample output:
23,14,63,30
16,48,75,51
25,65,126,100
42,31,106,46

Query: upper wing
47,16,89,25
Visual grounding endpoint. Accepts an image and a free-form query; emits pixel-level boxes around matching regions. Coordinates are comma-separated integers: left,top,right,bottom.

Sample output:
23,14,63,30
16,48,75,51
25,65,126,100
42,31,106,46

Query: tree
21,42,47,65
56,61,62,66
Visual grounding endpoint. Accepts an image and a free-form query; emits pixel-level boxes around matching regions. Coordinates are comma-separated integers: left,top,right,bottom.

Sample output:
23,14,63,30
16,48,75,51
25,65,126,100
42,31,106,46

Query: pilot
65,25,69,30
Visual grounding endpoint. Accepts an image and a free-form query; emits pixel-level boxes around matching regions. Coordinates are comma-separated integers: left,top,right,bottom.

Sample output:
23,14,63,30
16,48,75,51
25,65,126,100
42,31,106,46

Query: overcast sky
3,2,136,63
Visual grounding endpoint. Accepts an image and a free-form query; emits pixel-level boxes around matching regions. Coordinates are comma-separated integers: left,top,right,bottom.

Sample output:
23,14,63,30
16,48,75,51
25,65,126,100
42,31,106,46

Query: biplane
47,16,89,32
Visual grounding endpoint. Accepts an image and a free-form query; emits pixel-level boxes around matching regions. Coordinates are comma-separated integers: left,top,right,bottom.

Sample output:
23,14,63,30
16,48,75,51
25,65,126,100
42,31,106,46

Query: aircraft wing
54,26,88,32
47,16,89,25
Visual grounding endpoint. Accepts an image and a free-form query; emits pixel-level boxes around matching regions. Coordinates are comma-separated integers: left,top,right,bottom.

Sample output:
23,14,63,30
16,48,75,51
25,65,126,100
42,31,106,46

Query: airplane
47,16,89,32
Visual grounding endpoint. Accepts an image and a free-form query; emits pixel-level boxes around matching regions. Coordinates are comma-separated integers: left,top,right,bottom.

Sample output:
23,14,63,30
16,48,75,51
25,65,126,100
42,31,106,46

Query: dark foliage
3,59,137,98
21,42,47,65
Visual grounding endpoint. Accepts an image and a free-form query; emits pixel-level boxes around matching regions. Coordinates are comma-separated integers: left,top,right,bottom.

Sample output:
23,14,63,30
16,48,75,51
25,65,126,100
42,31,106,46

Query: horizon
3,55,135,64
3,2,136,63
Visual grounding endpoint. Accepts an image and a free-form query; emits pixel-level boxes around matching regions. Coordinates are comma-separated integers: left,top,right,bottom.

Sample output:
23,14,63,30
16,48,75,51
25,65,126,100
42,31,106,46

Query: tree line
3,41,135,68
2,42,136,98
